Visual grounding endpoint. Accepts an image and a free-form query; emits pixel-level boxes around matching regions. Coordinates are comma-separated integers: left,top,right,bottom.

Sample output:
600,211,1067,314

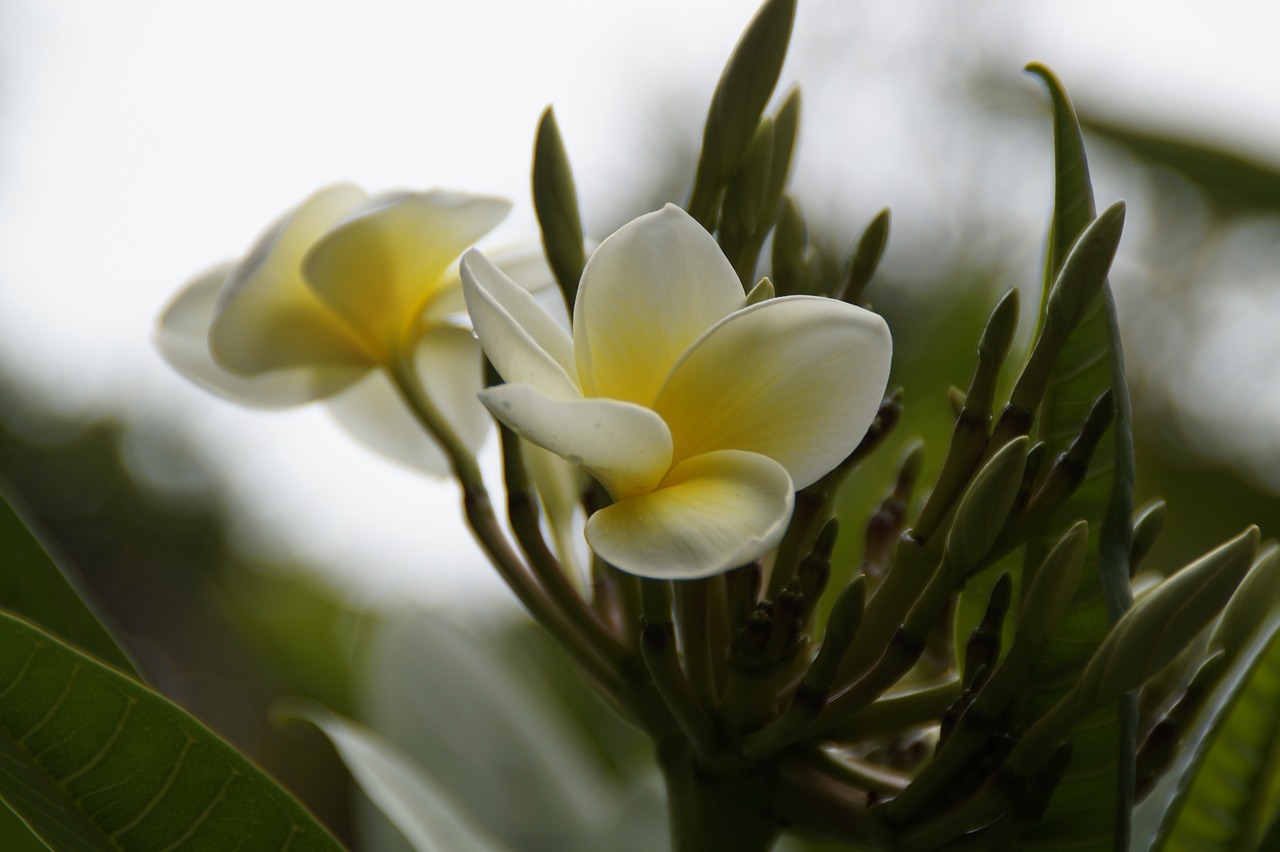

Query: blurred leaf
360,612,667,852
279,701,505,852
0,610,340,851
0,478,138,677
1012,63,1137,850
1082,116,1280,216
1132,604,1280,851
216,567,366,717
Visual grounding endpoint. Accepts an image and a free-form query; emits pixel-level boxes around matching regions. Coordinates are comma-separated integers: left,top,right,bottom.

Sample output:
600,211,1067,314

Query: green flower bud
1208,541,1280,666
771,195,807,296
1129,498,1167,576
744,277,775,305
1075,525,1259,708
1008,200,1126,413
686,0,796,230
943,437,1030,572
1018,520,1088,652
532,106,586,310
721,118,776,251
837,207,891,305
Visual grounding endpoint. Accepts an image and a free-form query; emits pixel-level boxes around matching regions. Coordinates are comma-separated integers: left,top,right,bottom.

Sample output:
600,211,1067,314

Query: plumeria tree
1,0,1279,850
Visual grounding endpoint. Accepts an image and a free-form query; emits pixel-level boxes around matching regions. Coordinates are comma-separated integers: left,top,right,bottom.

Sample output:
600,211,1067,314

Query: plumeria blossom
156,184,543,473
461,204,892,579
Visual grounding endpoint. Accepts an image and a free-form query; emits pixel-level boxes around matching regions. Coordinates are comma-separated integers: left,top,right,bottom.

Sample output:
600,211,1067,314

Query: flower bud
1208,541,1280,666
1018,520,1088,652
532,106,586,310
1075,525,1259,709
943,437,1029,572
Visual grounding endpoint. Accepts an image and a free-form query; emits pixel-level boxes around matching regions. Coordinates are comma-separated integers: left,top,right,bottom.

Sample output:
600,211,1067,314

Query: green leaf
0,610,340,851
1131,602,1280,851
532,106,586,311
0,799,45,851
686,0,796,230
1013,63,1138,851
1159,614,1280,851
279,701,505,852
0,479,138,678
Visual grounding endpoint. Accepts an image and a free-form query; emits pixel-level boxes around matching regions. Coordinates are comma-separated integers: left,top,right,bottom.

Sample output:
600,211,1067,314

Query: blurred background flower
2,0,1279,847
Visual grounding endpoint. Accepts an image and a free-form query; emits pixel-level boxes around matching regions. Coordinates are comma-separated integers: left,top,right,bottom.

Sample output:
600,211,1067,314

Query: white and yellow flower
156,184,541,473
462,204,892,579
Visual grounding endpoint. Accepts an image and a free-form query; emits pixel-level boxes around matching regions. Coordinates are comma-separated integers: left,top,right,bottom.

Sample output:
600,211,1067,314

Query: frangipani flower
156,184,541,473
462,204,892,579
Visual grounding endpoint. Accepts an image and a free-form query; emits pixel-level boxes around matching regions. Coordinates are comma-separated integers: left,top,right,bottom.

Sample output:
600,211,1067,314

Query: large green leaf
0,610,341,851
1013,64,1137,851
0,478,137,677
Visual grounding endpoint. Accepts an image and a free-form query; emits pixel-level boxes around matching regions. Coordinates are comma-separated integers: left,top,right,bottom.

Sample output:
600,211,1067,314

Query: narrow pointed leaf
0,480,138,678
1012,63,1137,851
0,611,340,851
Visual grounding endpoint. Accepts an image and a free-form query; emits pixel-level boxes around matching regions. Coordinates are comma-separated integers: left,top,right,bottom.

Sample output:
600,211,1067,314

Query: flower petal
425,243,555,323
585,450,793,580
573,204,744,404
304,191,511,354
209,184,375,375
157,264,369,407
327,326,488,473
461,249,579,398
653,296,892,489
478,383,671,499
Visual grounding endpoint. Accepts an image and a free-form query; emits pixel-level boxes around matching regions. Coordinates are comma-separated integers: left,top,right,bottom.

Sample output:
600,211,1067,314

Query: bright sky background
2,0,1278,606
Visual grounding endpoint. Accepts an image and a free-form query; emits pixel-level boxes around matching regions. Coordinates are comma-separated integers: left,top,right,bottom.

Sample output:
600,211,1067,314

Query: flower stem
658,739,780,852
496,422,629,667
385,355,620,694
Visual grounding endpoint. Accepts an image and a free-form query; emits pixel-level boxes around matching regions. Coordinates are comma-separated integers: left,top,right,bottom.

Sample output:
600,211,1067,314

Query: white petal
209,184,375,374
156,264,368,407
572,204,743,404
478,383,671,500
585,450,794,580
426,242,556,323
461,250,579,398
303,191,510,353
653,296,892,489
328,327,489,474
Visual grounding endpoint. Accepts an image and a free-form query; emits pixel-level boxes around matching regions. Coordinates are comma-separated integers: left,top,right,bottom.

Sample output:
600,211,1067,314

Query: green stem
658,739,779,852
385,355,619,693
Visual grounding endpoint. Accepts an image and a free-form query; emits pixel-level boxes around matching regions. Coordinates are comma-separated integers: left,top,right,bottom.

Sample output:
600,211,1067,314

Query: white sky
2,0,1278,605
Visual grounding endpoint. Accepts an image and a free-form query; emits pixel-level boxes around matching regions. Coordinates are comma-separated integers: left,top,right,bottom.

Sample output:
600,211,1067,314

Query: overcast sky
2,0,1277,605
